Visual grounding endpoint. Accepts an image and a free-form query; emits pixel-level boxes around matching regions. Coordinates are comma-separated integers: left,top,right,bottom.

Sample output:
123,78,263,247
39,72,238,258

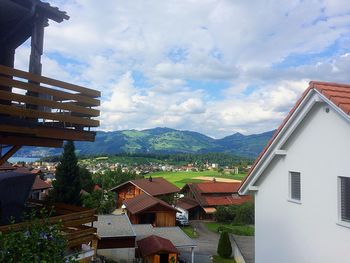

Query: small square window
340,177,350,223
289,172,301,201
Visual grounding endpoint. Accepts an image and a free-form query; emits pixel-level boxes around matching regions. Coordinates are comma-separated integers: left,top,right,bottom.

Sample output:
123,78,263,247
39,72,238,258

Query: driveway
179,220,219,263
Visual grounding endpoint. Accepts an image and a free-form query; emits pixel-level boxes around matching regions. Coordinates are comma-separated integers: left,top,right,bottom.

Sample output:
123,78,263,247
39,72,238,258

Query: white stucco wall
254,103,350,263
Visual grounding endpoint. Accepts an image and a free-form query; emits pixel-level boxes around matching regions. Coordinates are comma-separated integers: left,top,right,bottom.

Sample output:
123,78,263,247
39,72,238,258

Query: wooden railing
0,65,100,130
0,200,98,249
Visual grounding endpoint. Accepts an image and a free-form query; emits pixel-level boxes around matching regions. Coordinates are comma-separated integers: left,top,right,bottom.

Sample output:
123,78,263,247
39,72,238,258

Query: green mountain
15,127,275,158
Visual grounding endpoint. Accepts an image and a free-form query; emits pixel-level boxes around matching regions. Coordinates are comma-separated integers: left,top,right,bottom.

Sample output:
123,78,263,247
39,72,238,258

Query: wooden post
27,14,46,112
0,47,15,105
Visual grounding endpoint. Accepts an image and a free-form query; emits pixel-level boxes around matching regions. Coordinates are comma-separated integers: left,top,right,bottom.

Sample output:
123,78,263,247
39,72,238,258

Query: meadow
148,170,246,188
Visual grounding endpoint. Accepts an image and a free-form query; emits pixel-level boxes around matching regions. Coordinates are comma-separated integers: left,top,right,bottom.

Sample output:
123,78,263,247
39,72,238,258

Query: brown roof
32,176,51,190
176,197,199,210
183,182,251,208
111,177,180,196
123,194,178,215
239,81,350,192
137,235,178,257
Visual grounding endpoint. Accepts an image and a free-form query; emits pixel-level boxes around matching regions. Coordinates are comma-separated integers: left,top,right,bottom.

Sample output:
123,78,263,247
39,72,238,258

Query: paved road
179,220,219,263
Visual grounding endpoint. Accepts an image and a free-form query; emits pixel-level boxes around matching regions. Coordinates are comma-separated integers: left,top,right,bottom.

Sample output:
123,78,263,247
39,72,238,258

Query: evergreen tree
51,141,81,205
217,231,232,258
80,167,94,193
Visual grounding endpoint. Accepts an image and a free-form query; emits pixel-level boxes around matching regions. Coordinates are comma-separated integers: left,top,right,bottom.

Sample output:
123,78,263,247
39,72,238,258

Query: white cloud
12,0,350,137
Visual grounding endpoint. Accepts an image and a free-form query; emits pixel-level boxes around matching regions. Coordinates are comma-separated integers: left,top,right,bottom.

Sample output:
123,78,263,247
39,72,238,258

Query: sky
15,0,350,138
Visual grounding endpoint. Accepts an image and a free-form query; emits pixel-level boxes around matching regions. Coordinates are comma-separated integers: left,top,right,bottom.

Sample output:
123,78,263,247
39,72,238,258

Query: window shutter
340,177,350,222
290,172,301,201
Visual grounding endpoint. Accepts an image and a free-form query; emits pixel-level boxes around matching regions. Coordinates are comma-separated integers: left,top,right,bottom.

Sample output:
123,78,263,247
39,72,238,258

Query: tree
50,141,81,205
80,167,94,193
217,231,232,258
81,190,116,214
233,202,254,225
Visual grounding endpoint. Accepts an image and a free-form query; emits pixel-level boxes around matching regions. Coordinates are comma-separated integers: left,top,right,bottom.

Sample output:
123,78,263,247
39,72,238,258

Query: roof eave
239,88,324,195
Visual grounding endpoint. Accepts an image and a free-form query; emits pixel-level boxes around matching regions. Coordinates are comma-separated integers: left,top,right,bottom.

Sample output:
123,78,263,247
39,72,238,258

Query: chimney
149,176,153,182
212,177,216,183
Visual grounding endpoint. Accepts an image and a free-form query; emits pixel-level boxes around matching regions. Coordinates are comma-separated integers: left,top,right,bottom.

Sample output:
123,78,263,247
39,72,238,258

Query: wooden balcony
0,65,100,148
0,200,98,255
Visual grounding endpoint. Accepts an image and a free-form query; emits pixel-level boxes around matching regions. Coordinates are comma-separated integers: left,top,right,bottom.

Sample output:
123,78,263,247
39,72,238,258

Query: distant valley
15,127,275,158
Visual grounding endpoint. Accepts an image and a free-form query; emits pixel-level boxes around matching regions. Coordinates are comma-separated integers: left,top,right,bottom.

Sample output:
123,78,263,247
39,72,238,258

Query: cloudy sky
16,0,350,138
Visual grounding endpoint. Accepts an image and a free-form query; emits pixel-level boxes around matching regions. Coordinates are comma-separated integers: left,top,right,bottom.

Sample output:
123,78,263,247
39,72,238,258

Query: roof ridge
310,81,350,89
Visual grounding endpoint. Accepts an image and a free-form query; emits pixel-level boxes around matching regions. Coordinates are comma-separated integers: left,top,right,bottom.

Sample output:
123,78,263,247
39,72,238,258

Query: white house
239,81,350,263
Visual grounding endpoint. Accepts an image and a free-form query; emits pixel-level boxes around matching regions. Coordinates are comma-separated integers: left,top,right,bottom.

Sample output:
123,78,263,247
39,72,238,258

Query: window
340,177,350,223
289,172,301,202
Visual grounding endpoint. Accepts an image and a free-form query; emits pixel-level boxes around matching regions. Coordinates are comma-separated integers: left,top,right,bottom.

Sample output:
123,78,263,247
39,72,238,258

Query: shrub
214,205,237,223
0,210,76,262
217,225,254,236
233,202,254,225
217,231,232,258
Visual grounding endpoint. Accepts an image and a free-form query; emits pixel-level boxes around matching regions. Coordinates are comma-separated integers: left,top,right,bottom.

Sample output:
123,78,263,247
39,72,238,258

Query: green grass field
206,222,255,236
148,171,246,188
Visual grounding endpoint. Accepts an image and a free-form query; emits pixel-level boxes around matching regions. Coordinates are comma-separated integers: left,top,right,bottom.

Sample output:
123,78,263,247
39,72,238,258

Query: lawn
148,171,246,188
206,222,254,236
213,255,236,263
180,226,199,239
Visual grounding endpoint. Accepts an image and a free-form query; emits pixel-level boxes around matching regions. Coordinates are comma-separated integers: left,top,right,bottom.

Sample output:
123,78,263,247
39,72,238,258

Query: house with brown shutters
239,81,350,263
177,181,252,220
110,177,180,208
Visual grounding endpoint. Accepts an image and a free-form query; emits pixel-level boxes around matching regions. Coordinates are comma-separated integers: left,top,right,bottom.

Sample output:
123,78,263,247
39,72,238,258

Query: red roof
182,182,251,208
137,235,178,257
111,177,179,196
32,176,51,190
123,194,177,215
203,195,252,206
196,182,241,193
239,81,350,192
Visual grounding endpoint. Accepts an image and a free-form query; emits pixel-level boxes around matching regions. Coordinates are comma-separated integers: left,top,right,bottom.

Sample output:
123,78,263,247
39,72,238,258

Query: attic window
339,177,350,223
289,172,301,202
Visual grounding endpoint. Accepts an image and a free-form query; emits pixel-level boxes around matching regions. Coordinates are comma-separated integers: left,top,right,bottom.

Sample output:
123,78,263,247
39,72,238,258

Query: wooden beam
0,76,100,107
0,90,100,117
0,124,95,141
0,104,99,127
0,65,100,98
0,135,63,147
0,145,21,165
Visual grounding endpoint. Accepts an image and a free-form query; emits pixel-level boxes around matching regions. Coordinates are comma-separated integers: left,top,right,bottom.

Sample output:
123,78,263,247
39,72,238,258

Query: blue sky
15,0,350,138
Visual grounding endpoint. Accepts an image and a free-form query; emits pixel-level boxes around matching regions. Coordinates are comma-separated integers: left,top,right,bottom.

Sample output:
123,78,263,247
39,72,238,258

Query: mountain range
15,127,275,158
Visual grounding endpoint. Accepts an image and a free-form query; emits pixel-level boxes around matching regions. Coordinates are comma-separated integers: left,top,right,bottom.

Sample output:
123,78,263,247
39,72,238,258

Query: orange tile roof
312,81,350,115
239,81,350,191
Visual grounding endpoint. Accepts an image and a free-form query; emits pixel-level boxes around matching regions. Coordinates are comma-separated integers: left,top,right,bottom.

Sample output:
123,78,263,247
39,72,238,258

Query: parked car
176,217,189,226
